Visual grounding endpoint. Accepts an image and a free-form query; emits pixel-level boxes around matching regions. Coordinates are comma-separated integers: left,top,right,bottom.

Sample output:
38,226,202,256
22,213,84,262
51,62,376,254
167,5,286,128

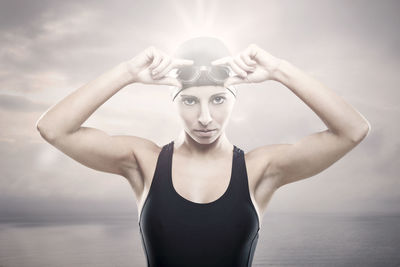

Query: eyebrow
180,92,228,98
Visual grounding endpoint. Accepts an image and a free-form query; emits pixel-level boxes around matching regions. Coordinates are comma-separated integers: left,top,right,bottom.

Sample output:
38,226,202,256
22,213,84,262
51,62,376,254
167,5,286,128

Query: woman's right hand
125,46,193,89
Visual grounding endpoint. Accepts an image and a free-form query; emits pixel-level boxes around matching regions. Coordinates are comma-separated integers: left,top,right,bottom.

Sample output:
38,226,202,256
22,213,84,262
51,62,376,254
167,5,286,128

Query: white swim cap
169,36,237,101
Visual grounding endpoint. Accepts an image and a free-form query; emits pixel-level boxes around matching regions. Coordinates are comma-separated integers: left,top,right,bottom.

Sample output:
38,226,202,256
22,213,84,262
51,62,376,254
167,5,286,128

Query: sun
162,0,239,54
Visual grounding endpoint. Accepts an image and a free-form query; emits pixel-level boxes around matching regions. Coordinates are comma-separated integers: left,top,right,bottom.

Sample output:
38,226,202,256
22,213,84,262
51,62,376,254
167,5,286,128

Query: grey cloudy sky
0,0,399,219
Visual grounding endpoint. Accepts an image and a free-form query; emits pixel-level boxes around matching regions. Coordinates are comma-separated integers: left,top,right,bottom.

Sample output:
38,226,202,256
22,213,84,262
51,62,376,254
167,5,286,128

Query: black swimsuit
139,141,260,267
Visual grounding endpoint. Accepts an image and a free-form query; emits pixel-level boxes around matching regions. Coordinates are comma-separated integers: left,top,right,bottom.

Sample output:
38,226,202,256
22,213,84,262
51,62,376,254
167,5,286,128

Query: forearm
272,60,370,142
37,61,134,139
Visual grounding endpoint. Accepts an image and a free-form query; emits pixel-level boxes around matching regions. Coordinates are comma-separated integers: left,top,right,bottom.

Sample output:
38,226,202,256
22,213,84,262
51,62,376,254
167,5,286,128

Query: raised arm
36,46,193,178
212,44,371,189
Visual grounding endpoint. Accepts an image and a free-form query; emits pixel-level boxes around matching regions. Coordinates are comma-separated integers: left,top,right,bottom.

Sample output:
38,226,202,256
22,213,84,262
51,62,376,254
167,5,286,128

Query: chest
134,146,269,227
171,157,233,204
139,150,259,233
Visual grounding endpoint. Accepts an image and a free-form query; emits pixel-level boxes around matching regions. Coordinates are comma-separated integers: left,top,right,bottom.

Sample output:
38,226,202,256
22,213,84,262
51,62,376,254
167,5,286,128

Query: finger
240,53,257,66
153,60,176,80
247,44,259,59
243,45,259,64
224,76,247,87
151,53,163,70
144,46,156,62
234,55,256,72
211,56,231,66
152,57,171,77
148,49,162,70
227,58,248,78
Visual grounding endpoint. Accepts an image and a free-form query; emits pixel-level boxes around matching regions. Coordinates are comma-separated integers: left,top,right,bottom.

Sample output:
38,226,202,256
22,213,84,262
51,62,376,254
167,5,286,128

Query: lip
194,129,216,137
195,129,216,132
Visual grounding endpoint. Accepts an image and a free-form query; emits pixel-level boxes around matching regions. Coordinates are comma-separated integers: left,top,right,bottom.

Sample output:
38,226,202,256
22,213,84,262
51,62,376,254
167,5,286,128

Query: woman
36,37,370,267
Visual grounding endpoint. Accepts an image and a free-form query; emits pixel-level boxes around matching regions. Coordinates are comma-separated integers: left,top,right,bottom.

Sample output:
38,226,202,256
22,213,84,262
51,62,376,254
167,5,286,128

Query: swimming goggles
169,65,236,101
172,65,233,85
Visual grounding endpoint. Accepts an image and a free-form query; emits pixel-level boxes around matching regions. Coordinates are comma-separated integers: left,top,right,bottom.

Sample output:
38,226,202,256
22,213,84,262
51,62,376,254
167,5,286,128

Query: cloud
0,0,399,217
0,94,48,112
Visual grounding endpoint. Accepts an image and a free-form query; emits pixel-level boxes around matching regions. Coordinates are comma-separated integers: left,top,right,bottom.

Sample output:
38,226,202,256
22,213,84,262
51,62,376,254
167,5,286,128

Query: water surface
0,212,399,267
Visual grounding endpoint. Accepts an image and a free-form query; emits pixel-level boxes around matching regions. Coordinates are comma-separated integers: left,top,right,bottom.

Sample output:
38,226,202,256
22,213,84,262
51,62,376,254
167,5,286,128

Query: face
172,85,236,144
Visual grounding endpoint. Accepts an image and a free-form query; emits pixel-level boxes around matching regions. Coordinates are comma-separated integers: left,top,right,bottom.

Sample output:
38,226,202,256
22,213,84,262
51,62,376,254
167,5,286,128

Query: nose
198,103,212,126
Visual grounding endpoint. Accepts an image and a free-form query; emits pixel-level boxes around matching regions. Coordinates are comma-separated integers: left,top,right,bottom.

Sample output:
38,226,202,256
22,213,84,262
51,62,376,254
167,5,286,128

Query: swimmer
36,36,370,267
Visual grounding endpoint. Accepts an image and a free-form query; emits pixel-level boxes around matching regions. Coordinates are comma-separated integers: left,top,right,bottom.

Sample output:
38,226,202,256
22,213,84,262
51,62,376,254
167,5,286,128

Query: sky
0,0,399,220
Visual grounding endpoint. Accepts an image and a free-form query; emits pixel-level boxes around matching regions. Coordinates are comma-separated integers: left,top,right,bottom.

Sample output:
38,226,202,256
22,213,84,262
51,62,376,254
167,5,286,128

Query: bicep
49,127,143,177
268,129,360,188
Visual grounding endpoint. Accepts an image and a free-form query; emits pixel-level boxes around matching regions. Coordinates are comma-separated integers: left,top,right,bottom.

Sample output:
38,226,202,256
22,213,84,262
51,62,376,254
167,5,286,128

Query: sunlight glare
165,0,237,54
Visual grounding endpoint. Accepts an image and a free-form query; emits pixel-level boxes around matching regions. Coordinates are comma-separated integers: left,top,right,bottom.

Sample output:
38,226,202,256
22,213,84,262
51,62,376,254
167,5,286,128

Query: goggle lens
175,66,231,84
208,66,230,82
177,67,201,83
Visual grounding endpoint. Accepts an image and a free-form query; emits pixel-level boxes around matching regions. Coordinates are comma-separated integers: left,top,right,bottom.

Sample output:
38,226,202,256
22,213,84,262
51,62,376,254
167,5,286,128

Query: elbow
351,120,371,143
35,119,43,134
36,120,58,143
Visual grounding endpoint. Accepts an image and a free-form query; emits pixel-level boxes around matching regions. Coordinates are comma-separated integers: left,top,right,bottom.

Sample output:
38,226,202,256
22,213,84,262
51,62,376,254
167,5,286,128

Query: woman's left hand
211,44,282,87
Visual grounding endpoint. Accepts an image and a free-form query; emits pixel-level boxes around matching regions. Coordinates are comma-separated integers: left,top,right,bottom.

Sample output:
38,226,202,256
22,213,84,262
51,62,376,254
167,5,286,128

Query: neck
173,130,233,158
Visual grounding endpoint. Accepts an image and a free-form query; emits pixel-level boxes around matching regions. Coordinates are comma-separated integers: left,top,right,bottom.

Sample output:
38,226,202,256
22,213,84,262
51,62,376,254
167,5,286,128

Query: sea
0,212,399,267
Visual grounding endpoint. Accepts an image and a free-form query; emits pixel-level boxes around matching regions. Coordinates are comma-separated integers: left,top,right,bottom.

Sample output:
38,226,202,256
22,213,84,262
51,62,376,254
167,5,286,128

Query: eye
213,96,226,104
182,98,196,106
